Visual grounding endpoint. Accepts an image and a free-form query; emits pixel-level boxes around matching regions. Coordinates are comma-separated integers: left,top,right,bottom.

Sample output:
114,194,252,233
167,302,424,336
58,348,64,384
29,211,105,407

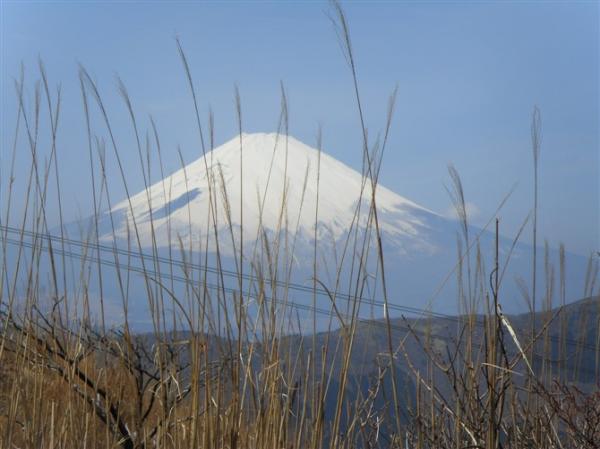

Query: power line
0,224,451,318
2,227,598,354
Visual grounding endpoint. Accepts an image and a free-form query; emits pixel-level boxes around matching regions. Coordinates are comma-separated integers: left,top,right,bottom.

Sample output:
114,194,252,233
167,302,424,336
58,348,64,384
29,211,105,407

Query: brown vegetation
1,3,598,448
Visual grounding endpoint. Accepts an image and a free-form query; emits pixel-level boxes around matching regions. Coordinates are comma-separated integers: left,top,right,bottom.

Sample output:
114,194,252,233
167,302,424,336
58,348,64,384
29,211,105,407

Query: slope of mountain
309,296,600,431
136,295,600,432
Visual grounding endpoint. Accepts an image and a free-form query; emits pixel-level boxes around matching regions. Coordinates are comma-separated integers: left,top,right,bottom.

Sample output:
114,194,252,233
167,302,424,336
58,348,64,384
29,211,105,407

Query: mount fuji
67,132,587,326
104,132,440,255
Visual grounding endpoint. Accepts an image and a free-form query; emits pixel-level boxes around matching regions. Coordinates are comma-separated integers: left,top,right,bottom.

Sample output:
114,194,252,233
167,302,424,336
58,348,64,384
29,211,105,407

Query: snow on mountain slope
52,132,589,324
104,133,441,255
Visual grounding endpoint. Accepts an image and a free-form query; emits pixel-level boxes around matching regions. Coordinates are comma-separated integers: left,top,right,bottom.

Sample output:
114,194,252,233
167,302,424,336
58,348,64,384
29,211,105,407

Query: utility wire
2,227,598,354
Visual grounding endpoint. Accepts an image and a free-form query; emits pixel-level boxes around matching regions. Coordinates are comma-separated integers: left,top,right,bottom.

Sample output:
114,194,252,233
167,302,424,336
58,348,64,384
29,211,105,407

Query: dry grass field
1,3,598,448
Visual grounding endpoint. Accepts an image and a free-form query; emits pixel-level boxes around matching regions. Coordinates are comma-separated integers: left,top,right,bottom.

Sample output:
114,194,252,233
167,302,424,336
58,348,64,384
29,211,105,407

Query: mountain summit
105,133,440,255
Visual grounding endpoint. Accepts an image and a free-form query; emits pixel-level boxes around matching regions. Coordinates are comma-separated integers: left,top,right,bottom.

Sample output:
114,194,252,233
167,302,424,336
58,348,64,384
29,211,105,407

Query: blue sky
1,1,598,255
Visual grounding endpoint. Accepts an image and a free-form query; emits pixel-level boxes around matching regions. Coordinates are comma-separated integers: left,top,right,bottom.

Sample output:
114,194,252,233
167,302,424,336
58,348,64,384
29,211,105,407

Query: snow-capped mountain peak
105,133,438,253
65,133,589,318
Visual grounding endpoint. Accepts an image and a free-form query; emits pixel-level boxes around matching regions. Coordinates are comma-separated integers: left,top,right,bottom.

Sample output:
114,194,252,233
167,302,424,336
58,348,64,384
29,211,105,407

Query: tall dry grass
1,3,599,449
